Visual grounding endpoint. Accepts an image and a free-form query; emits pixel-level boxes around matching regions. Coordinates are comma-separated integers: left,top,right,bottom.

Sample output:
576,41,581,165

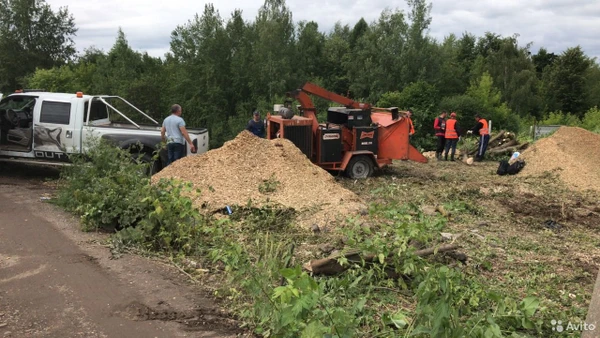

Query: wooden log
303,244,460,276
492,139,518,150
486,146,520,154
488,130,506,145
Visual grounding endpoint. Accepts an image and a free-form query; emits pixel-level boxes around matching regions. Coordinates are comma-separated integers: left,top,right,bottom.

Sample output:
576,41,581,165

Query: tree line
2,0,599,148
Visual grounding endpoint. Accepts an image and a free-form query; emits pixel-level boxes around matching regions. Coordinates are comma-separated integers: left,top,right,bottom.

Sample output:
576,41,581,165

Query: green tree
377,81,439,149
532,48,558,76
465,72,518,131
0,0,77,92
349,18,368,49
346,9,409,100
168,4,232,146
322,23,351,94
250,0,296,100
584,62,600,109
295,21,325,81
542,46,592,117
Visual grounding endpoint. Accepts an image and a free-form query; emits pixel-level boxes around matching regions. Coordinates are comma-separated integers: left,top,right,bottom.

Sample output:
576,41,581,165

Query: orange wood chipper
266,82,427,178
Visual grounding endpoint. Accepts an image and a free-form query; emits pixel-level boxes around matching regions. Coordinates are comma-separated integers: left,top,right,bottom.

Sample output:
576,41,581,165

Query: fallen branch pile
469,130,529,156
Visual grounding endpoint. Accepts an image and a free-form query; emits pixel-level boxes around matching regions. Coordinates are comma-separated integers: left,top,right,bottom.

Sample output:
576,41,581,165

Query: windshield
0,96,37,111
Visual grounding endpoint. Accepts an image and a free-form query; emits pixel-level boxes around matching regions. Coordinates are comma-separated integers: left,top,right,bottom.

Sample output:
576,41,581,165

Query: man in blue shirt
161,104,195,165
246,110,265,137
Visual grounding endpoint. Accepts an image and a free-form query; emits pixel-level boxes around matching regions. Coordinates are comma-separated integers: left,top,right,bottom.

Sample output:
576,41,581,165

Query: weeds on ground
259,174,281,194
55,142,546,337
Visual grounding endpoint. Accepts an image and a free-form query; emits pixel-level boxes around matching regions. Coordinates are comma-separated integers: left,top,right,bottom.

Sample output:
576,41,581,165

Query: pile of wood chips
152,130,365,229
520,126,600,192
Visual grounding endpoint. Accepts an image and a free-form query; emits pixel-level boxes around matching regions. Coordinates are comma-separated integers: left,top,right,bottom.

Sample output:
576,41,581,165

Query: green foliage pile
3,0,600,150
55,139,208,254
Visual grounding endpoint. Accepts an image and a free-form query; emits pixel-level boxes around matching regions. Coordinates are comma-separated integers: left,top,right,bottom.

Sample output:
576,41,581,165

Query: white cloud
46,0,600,60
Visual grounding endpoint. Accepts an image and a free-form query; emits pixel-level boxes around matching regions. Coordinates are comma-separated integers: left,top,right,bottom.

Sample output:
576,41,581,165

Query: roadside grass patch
54,143,555,337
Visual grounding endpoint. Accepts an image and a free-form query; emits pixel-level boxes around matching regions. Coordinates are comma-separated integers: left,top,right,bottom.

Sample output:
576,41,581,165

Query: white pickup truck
0,90,209,173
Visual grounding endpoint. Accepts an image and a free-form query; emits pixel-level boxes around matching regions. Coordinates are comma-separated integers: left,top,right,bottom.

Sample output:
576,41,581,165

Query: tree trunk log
303,244,460,276
488,130,506,145
487,146,520,154
492,139,518,150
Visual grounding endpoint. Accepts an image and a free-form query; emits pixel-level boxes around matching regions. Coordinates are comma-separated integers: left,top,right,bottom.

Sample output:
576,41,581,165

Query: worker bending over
443,112,462,161
467,114,490,162
433,111,447,160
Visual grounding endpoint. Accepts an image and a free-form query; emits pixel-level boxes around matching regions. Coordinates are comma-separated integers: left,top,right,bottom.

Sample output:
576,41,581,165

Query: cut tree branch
303,244,460,276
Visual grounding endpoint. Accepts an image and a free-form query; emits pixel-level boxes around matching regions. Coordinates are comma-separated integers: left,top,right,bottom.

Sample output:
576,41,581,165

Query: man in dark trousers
443,112,463,161
161,104,196,166
467,114,490,162
246,110,265,138
433,111,447,160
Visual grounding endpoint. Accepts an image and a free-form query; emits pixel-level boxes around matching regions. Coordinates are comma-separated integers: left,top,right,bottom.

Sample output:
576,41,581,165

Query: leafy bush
538,111,581,126
581,106,600,133
55,138,153,230
56,138,209,255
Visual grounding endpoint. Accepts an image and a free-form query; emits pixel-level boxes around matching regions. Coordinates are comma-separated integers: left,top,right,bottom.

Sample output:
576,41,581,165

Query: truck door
33,99,77,161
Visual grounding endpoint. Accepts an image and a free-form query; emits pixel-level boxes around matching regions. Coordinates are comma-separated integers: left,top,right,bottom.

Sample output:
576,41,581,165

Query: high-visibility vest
408,118,415,135
445,119,458,139
479,118,489,135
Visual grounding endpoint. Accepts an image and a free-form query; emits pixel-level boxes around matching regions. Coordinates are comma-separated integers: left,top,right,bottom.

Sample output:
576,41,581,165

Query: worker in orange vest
406,110,415,136
443,112,463,161
467,114,490,161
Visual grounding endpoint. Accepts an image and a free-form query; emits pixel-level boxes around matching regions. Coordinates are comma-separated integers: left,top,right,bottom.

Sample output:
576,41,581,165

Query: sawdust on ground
152,130,365,229
520,126,600,192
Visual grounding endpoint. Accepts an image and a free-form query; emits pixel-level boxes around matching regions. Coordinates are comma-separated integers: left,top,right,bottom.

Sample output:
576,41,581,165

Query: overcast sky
46,0,600,61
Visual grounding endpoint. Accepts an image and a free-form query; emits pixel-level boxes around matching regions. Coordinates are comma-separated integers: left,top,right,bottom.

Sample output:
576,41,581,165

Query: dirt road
0,165,245,338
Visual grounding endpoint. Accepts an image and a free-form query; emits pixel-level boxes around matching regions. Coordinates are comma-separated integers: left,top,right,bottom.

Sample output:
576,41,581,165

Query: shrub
538,111,581,126
581,106,600,133
55,138,152,230
55,138,207,255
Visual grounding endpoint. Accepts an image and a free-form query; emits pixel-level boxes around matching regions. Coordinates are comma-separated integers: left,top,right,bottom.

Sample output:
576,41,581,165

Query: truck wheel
142,154,161,175
345,155,374,179
132,153,160,175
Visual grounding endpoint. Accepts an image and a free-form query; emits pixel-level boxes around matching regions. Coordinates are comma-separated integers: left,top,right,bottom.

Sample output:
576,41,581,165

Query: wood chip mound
152,130,365,228
520,126,600,192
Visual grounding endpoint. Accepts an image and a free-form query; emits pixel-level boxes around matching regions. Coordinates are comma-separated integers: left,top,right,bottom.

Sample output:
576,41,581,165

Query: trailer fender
340,151,379,171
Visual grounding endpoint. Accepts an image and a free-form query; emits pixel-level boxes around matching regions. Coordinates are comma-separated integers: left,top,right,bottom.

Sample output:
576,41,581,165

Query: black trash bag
496,160,509,175
506,159,526,175
497,159,526,176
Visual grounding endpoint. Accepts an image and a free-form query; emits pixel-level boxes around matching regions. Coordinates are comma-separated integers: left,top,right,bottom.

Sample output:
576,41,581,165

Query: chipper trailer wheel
346,155,374,179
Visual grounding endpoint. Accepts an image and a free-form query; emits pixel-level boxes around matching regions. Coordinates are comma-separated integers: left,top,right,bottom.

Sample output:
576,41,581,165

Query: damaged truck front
0,91,209,174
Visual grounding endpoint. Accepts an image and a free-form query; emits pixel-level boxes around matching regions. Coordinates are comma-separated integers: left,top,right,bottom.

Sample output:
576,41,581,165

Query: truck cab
0,91,209,173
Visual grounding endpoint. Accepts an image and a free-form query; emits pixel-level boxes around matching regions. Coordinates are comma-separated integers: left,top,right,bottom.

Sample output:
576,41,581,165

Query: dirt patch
520,126,600,192
122,301,242,333
0,180,247,338
153,131,365,228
